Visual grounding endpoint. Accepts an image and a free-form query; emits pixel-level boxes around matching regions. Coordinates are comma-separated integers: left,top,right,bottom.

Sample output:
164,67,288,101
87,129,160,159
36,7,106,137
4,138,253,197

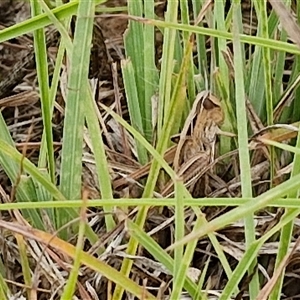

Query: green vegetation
0,0,300,299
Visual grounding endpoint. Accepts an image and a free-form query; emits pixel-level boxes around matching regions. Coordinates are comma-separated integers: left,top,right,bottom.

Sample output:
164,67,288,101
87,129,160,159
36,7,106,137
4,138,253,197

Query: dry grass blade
246,98,264,134
0,28,59,99
251,123,300,143
273,74,300,122
0,219,156,299
194,0,214,26
268,0,300,49
256,238,300,300
173,91,208,171
0,91,39,107
112,145,177,190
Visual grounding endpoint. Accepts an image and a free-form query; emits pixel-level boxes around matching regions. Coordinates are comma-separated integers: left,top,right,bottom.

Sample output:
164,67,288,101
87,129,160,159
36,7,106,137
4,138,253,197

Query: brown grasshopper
113,91,224,197
162,91,224,197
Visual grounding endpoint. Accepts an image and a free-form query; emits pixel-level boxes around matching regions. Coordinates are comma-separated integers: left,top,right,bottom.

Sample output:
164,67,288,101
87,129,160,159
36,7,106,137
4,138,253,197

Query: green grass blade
15,234,32,300
270,126,300,298
32,169,54,222
220,207,300,299
0,271,9,300
0,127,97,243
144,0,159,141
16,176,44,229
61,204,86,299
257,0,275,192
214,0,232,155
30,0,55,183
112,40,191,299
0,0,107,43
168,171,300,250
0,140,65,200
170,212,204,299
84,86,115,231
0,116,22,187
4,197,300,213
121,59,148,164
126,219,198,297
195,257,210,300
157,0,179,136
124,0,147,139
191,0,207,83
172,178,185,299
142,19,300,55
247,47,266,118
38,14,70,168
232,2,259,298
59,1,95,235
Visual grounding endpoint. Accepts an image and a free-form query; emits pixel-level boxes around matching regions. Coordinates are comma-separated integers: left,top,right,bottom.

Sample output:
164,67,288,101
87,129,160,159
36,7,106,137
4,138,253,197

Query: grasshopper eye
202,94,221,110
170,133,181,144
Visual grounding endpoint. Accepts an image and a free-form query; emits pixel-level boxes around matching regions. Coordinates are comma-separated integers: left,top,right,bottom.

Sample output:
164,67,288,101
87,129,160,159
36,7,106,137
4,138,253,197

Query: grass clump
0,0,300,299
